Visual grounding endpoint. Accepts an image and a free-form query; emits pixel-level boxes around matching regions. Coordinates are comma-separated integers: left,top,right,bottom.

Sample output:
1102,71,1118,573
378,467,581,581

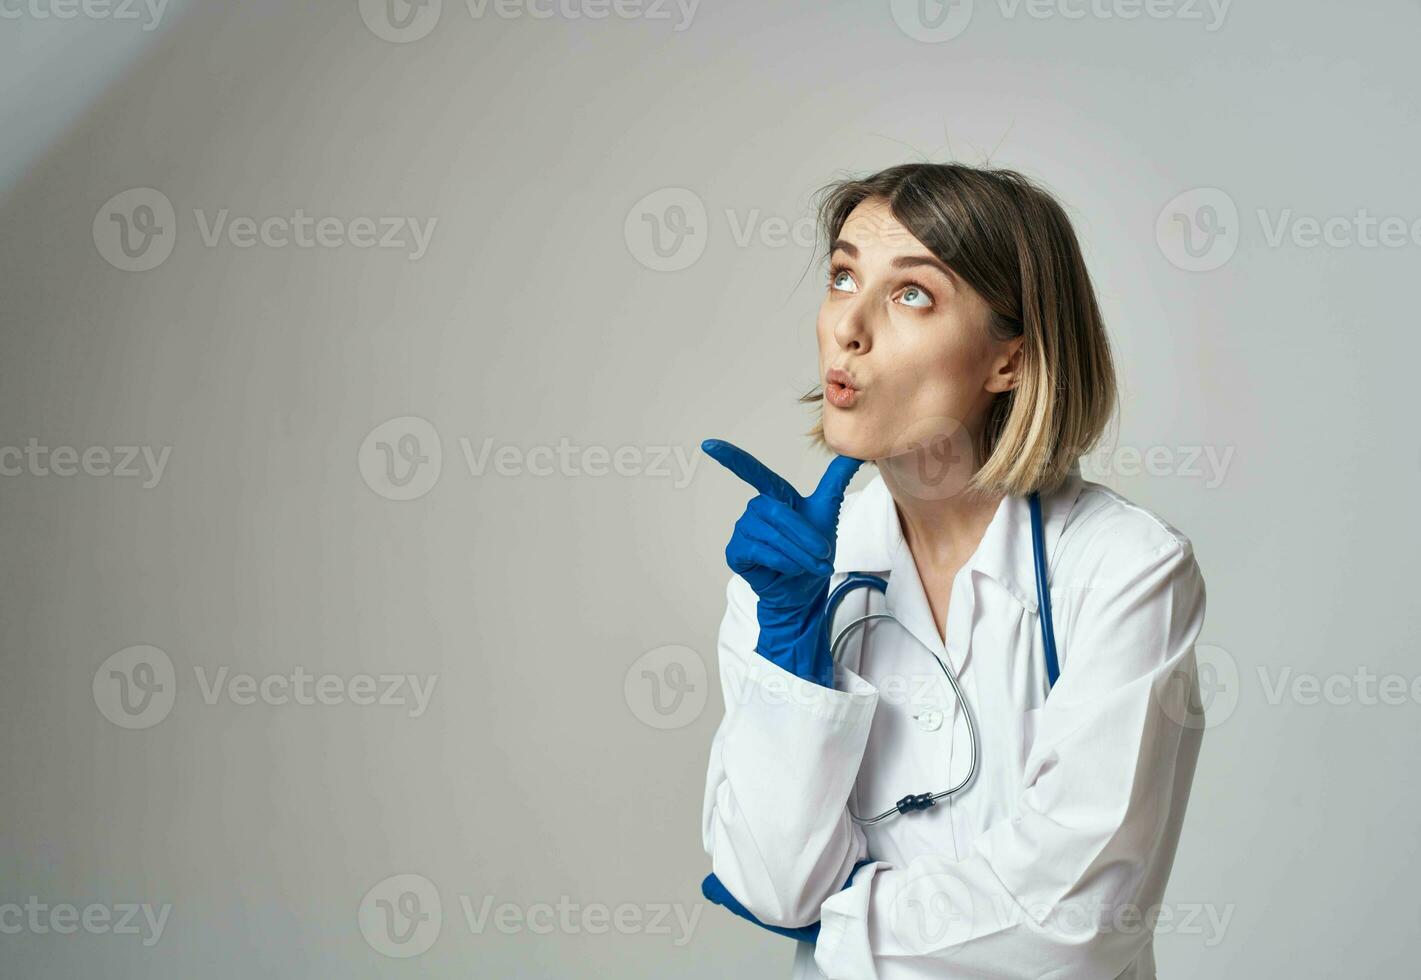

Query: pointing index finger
700,439,799,504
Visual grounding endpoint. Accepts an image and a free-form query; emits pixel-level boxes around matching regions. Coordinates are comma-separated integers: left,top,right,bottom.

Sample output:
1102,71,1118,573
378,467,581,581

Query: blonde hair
801,163,1118,496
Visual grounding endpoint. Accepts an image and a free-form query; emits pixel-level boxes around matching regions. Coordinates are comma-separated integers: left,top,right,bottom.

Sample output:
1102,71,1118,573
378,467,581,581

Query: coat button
914,707,944,732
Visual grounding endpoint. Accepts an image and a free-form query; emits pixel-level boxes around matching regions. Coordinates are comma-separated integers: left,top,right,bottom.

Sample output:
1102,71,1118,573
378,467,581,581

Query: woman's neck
877,452,1003,569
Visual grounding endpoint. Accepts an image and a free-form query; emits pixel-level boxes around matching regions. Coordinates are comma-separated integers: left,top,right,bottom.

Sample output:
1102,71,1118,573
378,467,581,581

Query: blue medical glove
700,861,872,944
702,439,864,689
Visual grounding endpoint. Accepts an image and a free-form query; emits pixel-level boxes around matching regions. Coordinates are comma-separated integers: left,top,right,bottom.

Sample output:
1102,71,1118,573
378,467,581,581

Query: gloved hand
702,439,864,689
700,861,872,944
701,873,822,943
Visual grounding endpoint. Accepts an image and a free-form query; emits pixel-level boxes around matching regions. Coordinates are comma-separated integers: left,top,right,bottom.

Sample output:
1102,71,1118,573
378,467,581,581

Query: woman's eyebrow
891,254,955,280
829,240,957,287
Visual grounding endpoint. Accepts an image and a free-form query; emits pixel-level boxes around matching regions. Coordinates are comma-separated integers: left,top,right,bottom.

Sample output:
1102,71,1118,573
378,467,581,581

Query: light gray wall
1,0,1416,976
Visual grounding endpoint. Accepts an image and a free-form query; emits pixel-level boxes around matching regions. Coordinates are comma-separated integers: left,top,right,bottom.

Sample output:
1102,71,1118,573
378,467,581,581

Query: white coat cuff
814,860,884,980
723,643,879,724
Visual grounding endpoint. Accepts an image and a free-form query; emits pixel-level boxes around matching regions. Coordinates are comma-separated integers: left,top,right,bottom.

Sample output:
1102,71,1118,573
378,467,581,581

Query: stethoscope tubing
825,491,1055,825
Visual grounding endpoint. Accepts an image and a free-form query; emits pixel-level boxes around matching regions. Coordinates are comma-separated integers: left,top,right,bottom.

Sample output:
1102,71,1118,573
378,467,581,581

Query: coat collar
833,462,1085,613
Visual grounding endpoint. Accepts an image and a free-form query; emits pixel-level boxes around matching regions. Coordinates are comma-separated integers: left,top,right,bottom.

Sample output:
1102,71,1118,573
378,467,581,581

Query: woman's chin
823,420,878,462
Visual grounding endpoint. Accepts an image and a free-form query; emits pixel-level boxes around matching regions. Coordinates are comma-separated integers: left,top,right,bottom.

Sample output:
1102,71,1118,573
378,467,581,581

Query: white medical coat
701,465,1207,979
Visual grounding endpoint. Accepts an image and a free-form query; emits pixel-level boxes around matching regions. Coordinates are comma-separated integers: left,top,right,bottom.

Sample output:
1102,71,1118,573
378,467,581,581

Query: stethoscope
825,491,1059,826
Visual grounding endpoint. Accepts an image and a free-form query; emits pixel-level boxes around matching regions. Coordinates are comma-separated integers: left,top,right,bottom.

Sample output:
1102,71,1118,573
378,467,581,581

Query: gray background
0,0,1415,976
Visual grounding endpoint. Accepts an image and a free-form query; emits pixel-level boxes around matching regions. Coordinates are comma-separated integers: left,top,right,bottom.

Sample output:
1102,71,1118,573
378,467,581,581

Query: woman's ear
985,336,1026,394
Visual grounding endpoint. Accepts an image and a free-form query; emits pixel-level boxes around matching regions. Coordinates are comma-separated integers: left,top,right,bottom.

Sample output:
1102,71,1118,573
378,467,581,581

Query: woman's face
816,197,1023,482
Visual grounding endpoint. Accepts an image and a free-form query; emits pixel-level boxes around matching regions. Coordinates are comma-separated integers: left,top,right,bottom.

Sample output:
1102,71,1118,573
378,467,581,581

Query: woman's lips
824,369,860,409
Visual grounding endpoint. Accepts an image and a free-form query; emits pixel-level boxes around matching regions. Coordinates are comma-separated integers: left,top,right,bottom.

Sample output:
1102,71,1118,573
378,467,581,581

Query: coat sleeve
701,571,881,929
812,536,1209,979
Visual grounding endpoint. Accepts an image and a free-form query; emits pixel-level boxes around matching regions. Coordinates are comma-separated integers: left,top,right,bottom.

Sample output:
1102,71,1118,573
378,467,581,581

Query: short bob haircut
800,162,1118,498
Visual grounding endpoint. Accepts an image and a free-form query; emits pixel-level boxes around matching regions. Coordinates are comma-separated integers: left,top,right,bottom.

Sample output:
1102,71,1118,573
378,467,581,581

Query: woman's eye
829,267,857,293
898,285,933,309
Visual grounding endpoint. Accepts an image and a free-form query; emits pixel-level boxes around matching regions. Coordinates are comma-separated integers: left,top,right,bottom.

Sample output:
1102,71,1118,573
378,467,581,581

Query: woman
699,163,1207,979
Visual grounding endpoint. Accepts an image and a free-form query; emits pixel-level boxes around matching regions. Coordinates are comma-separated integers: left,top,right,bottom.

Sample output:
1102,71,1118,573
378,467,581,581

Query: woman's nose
833,302,872,352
